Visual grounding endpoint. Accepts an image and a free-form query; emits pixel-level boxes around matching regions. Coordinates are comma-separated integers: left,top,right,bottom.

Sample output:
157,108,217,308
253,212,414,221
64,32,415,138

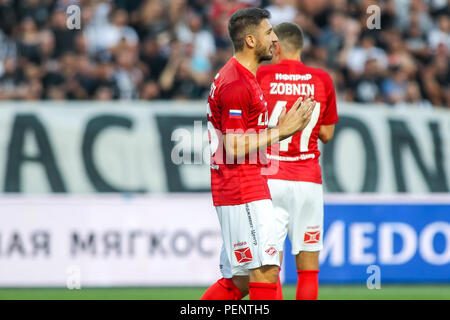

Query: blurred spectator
403,81,432,108
382,67,409,104
136,0,169,38
17,17,42,64
46,85,66,100
265,0,298,26
422,50,449,107
317,10,347,68
0,58,25,99
140,36,168,81
159,41,209,99
113,50,143,99
384,29,417,77
428,15,450,52
91,61,119,98
404,18,429,60
0,0,17,36
345,33,388,77
140,80,160,100
50,8,79,58
0,0,447,108
94,85,114,100
175,9,215,69
0,30,17,70
84,4,138,58
17,0,51,27
349,58,385,103
22,62,44,100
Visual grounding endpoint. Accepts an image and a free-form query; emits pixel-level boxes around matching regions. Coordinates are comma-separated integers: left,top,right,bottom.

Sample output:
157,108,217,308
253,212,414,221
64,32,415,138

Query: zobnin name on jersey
269,82,314,96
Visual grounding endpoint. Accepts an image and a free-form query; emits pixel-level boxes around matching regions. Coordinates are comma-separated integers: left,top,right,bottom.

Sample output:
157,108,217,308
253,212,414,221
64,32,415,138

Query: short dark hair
273,22,304,52
228,8,271,52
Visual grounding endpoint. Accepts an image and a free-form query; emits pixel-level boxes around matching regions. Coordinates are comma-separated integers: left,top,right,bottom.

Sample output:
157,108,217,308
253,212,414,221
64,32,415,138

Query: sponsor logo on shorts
265,247,277,256
234,247,253,263
245,204,257,246
233,241,247,248
304,231,320,244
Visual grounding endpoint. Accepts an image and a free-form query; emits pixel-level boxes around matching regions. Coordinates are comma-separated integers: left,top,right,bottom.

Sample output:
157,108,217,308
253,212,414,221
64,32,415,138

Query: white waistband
267,153,315,161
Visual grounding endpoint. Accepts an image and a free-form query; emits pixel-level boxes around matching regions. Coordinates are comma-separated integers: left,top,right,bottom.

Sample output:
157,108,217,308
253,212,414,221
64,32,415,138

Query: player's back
257,59,338,184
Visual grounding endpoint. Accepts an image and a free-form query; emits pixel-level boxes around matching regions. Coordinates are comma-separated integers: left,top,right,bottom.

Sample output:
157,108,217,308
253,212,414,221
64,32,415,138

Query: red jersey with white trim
256,59,338,184
207,57,271,206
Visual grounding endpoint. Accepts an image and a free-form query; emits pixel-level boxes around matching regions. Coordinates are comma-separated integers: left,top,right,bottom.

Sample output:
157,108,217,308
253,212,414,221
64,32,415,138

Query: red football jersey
256,59,338,184
207,58,271,206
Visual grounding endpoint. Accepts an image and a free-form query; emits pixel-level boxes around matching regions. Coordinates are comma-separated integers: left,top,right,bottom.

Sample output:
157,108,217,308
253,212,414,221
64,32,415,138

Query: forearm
223,97,316,158
225,128,288,158
159,66,177,90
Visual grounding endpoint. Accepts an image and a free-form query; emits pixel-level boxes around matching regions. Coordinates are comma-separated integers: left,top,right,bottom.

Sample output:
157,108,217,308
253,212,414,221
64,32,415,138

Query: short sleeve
219,81,251,133
321,72,339,125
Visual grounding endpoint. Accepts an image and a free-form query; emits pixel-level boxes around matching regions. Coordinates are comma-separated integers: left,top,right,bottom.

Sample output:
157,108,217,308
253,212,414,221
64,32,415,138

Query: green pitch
0,285,449,300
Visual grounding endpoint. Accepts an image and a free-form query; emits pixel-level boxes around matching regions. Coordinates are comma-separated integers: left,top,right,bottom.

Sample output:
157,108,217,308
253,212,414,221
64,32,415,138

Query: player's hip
263,160,322,183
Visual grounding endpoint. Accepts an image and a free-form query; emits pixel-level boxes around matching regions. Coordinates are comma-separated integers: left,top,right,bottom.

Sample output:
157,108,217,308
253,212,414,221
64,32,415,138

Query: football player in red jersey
201,9,316,300
257,22,339,300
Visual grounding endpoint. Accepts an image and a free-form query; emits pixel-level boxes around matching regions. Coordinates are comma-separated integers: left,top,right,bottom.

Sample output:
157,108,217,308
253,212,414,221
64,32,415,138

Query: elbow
320,134,333,144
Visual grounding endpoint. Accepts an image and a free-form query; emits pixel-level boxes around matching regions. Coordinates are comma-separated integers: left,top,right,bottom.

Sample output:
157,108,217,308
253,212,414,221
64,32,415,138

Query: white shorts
216,199,281,278
268,179,324,255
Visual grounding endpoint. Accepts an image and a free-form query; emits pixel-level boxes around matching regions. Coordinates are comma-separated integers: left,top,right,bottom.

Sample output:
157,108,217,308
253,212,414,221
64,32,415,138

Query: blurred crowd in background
0,0,448,107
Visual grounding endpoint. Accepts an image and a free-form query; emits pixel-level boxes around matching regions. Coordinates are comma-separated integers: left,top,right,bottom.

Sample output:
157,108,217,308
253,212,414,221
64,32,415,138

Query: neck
234,51,260,76
280,50,301,62
280,55,302,61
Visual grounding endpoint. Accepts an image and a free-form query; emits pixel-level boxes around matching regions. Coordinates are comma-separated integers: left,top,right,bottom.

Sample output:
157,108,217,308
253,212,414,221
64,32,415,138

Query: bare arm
224,97,316,158
159,52,183,91
223,128,283,159
318,124,335,144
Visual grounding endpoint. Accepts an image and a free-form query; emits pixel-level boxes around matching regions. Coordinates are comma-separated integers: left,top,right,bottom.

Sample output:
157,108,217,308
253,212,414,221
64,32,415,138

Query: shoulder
218,62,248,87
257,64,276,73
219,79,251,103
303,65,331,78
305,66,334,87
257,63,277,75
256,64,278,84
218,59,241,82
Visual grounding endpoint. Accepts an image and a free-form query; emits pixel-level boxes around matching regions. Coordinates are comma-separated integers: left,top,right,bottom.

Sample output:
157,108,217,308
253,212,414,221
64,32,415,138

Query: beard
255,41,273,63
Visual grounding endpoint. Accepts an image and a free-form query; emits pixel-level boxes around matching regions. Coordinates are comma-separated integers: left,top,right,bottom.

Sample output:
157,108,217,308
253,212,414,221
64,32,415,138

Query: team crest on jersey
234,247,253,263
304,231,320,244
265,247,277,256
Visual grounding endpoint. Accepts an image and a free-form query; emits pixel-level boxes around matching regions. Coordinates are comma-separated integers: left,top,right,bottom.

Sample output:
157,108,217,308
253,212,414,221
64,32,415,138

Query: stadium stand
0,0,448,107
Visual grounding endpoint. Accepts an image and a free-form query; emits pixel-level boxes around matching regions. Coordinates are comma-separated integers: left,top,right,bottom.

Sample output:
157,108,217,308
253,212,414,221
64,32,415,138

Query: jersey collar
279,59,304,66
231,57,257,79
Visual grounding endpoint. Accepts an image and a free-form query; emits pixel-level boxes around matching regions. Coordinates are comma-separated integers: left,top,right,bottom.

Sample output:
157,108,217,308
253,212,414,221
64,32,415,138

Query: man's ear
276,42,281,56
244,34,257,49
271,42,282,64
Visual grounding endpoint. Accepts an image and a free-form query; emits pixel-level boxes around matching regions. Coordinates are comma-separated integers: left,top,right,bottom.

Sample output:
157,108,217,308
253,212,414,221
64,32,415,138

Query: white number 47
268,100,321,152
